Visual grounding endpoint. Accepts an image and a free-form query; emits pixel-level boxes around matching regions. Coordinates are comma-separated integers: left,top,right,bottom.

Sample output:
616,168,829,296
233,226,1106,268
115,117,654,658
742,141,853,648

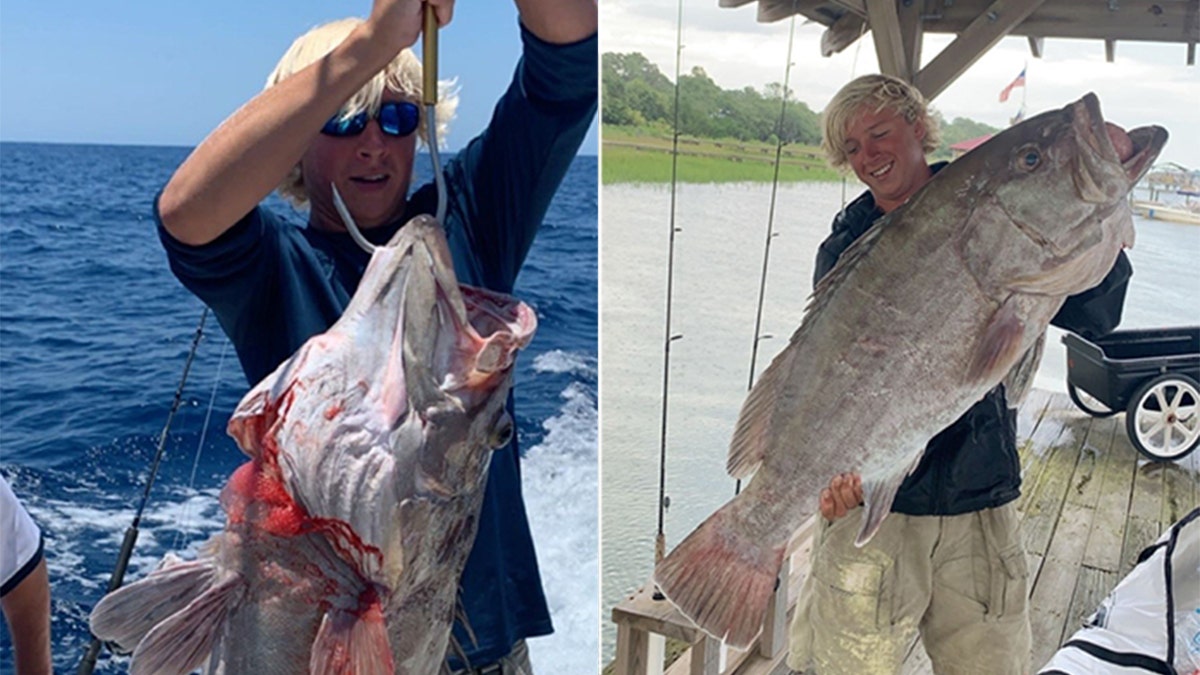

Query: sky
601,0,1200,170
0,1,599,154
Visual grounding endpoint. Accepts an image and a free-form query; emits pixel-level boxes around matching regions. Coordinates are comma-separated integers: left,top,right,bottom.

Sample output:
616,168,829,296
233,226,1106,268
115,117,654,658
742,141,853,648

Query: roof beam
898,0,926,81
758,0,807,22
867,0,910,80
821,12,869,55
914,0,1048,99
1027,35,1044,58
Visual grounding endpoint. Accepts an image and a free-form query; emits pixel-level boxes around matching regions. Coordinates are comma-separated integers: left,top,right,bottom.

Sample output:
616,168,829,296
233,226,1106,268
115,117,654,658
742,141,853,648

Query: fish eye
1016,145,1041,171
489,412,514,450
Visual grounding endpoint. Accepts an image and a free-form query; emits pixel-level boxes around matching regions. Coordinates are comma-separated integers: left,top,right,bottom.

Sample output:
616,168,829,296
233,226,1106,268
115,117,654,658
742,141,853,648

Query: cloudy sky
602,0,1200,169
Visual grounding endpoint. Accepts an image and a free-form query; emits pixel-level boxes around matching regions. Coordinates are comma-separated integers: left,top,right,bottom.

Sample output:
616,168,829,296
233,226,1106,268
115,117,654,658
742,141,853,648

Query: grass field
601,127,841,184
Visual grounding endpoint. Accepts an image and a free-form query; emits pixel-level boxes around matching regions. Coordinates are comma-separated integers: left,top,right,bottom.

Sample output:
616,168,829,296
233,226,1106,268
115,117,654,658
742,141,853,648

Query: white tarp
1039,507,1200,675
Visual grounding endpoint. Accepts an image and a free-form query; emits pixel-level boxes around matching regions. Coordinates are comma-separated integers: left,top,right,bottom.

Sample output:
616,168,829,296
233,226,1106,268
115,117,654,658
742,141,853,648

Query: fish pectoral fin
310,596,395,675
126,574,244,675
728,349,792,479
90,555,218,654
967,298,1026,385
855,452,924,547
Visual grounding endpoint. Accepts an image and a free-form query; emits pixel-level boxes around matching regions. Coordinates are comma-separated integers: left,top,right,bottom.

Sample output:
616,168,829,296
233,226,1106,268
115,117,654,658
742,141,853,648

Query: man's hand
363,0,455,59
819,472,863,522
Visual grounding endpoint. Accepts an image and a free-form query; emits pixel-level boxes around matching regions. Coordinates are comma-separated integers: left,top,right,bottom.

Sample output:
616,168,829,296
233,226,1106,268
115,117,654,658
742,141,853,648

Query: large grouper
654,93,1166,649
90,214,537,674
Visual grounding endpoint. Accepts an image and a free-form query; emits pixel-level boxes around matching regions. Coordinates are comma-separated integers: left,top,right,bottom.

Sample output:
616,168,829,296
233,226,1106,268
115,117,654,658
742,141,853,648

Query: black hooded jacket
815,163,1132,515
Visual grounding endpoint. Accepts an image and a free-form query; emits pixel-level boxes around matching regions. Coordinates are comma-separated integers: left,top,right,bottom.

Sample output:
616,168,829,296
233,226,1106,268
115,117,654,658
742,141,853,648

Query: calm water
0,142,598,673
599,180,1200,661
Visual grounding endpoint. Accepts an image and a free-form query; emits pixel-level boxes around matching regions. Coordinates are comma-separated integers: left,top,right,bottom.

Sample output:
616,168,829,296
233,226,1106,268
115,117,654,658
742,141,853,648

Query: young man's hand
365,0,455,55
818,472,863,522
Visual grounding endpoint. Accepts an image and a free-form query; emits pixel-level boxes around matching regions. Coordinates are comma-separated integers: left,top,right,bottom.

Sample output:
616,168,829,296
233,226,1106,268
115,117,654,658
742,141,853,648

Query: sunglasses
321,100,420,138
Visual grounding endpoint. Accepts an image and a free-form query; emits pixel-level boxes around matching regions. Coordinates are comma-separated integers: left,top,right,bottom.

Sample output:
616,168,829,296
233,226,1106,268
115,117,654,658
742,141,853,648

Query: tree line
603,51,1000,157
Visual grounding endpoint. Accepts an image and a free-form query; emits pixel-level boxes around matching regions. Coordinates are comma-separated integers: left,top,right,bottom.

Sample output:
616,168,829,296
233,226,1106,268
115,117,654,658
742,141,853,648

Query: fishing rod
425,4,447,225
77,308,210,675
655,0,687,566
739,15,798,496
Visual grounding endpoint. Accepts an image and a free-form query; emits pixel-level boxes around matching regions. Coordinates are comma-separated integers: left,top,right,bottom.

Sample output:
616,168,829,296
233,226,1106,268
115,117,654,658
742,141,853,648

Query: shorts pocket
987,546,1028,620
980,507,1029,621
811,546,894,631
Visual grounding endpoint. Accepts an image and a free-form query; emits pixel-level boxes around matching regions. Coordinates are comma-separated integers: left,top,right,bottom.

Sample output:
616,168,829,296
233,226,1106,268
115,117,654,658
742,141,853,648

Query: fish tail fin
310,587,395,675
127,574,244,675
89,554,216,654
653,503,784,649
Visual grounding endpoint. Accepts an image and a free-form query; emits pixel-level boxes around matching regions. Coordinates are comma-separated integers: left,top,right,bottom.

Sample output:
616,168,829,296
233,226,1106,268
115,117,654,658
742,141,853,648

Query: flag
1009,105,1026,126
999,68,1026,103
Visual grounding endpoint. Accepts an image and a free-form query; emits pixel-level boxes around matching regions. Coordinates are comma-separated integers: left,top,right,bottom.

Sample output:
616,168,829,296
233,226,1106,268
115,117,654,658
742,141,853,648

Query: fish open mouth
461,285,537,374
1077,93,1167,185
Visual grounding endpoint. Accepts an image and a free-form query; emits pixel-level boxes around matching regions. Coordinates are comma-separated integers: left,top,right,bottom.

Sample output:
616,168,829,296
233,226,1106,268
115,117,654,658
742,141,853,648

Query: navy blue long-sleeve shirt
158,23,597,667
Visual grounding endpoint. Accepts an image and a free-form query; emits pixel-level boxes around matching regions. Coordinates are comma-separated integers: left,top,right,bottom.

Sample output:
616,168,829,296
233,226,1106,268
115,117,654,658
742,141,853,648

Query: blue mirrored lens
321,111,369,136
379,102,420,137
321,102,419,138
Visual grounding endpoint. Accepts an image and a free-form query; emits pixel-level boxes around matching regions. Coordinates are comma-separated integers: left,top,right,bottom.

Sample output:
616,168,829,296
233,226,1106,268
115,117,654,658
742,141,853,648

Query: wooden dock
610,389,1200,675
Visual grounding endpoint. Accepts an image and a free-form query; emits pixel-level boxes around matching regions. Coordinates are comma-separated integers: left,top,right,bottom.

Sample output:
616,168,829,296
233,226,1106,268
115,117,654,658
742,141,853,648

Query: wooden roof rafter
721,0,1200,100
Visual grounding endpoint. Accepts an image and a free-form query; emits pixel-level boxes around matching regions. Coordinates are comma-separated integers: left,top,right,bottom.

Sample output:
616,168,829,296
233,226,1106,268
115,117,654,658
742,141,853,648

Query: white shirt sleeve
0,474,43,596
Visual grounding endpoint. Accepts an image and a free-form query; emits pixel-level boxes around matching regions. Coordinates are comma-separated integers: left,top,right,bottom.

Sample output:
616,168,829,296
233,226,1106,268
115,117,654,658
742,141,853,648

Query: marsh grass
602,127,841,184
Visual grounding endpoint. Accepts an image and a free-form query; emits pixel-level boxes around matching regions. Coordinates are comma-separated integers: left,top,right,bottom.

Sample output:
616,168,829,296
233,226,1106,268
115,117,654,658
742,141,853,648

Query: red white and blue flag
999,68,1026,103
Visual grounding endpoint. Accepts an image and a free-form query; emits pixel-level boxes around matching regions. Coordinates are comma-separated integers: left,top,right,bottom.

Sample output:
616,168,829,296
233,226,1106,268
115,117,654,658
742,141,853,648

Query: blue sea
0,143,598,673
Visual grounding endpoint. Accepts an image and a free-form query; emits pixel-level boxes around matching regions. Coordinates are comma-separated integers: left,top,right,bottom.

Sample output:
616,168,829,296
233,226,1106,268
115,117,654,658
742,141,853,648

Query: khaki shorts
787,503,1031,675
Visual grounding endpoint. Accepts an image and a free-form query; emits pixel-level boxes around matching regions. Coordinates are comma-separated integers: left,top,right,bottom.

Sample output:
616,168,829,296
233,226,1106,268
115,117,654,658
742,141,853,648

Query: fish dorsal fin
727,346,791,479
727,217,889,480
807,213,890,327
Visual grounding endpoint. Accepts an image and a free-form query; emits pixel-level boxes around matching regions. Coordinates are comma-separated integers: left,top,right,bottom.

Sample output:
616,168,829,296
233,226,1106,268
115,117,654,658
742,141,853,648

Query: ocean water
0,142,598,673
599,180,1200,662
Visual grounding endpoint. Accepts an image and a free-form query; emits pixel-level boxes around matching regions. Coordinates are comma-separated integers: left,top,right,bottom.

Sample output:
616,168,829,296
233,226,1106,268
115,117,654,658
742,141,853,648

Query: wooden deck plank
1127,453,1166,523
1080,416,1138,572
1062,565,1117,643
1015,394,1075,517
1161,456,1199,526
1118,515,1160,579
1019,408,1089,557
1028,500,1094,667
1027,411,1114,667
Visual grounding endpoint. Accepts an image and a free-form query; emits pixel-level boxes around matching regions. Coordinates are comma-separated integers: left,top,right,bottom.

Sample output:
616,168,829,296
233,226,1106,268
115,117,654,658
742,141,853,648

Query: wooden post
690,635,721,675
759,558,791,658
616,622,651,675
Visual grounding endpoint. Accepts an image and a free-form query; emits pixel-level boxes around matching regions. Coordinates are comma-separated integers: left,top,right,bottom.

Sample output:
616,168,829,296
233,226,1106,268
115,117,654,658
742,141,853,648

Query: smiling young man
786,74,1133,675
154,1,597,672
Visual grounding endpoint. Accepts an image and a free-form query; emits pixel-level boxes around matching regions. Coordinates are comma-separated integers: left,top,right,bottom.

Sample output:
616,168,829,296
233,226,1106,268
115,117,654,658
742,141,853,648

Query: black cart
1063,327,1200,461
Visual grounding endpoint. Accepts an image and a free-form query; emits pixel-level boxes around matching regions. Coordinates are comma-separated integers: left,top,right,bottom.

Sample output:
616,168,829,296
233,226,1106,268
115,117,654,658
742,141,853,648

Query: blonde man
786,74,1131,675
155,1,597,672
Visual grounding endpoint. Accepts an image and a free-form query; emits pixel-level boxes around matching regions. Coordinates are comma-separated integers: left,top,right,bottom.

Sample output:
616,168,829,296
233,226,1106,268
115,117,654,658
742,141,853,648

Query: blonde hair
267,18,460,207
821,74,940,172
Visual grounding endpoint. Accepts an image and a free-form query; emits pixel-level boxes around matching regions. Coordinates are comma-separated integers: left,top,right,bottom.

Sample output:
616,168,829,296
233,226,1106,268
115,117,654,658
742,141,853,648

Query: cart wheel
1067,383,1119,418
1124,373,1200,462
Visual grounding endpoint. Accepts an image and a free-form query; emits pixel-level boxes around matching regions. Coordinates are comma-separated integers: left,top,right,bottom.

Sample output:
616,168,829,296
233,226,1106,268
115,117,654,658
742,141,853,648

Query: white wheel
1125,373,1200,461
